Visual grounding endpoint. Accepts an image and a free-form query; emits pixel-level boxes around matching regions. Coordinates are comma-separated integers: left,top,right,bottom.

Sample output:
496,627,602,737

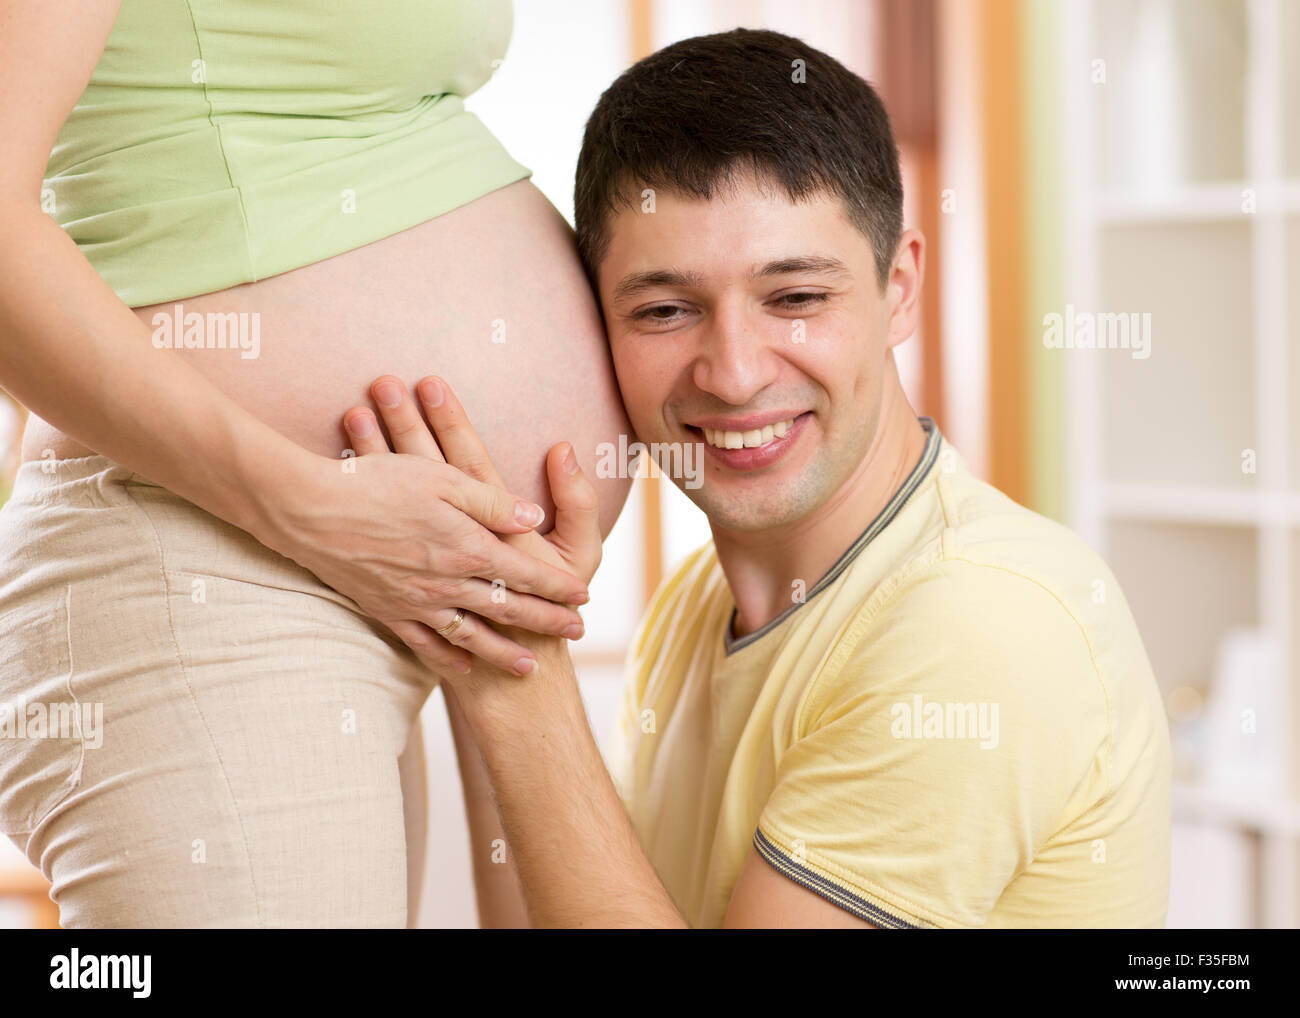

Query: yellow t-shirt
608,417,1171,928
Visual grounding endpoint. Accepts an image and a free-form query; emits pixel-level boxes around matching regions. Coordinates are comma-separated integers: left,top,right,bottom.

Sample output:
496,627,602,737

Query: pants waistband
10,454,164,497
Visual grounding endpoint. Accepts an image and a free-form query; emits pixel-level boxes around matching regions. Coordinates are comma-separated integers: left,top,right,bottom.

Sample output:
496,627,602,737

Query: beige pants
0,455,436,927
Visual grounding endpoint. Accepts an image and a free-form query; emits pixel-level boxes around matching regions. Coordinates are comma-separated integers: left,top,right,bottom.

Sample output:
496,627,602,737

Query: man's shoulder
851,553,1102,689
810,453,1166,773
921,442,1130,635
824,452,1149,711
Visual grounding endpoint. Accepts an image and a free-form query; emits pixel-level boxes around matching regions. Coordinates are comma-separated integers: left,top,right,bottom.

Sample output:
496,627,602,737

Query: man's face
597,172,915,533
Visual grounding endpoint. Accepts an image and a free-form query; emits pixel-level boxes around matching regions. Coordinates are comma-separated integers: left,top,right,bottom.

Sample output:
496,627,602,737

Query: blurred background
2,0,1296,928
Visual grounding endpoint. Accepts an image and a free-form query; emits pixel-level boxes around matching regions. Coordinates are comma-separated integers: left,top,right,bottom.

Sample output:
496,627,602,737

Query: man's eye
634,305,686,322
775,292,829,309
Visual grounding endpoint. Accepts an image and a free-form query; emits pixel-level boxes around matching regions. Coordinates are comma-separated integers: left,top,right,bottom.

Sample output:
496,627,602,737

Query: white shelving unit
1064,0,1298,927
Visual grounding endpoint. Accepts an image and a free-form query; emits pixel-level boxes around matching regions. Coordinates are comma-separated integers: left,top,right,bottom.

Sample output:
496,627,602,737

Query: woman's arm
0,0,279,534
0,1,588,676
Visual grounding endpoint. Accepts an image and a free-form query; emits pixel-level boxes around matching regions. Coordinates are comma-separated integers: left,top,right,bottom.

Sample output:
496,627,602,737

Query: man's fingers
417,376,504,486
370,375,446,461
546,442,603,581
343,409,392,456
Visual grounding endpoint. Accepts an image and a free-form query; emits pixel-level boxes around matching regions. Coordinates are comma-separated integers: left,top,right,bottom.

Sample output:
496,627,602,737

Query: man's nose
691,307,782,406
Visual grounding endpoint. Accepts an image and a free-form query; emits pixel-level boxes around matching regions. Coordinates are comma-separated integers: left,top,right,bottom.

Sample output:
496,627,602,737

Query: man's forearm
442,684,531,929
458,641,687,928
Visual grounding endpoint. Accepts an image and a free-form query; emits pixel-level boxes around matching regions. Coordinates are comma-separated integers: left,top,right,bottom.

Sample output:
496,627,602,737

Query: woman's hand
329,374,602,679
255,376,594,678
380,377,602,587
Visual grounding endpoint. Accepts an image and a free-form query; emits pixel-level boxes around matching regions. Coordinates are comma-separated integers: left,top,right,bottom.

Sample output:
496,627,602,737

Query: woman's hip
0,455,434,924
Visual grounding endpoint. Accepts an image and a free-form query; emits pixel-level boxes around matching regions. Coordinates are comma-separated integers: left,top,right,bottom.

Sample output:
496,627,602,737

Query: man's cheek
609,367,658,434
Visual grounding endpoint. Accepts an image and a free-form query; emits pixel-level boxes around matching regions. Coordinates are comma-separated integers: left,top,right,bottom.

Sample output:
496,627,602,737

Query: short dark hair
574,28,904,291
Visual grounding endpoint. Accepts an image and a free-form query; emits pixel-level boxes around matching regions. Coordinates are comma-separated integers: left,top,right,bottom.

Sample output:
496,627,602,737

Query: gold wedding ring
435,608,466,639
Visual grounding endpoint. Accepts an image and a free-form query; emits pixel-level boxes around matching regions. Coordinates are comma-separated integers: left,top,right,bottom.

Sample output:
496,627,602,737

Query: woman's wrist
233,441,333,558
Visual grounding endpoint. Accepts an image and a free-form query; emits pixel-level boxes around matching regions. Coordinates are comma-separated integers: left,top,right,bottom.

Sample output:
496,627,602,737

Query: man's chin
684,482,820,535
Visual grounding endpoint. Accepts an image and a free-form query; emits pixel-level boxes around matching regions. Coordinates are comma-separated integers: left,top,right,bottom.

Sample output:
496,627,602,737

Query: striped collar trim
723,416,942,657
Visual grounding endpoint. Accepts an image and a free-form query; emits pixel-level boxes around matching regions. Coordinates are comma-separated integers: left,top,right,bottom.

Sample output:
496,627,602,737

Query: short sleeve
755,559,1111,928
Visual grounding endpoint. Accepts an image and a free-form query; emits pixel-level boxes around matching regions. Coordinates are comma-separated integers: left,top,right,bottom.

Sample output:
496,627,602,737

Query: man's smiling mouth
687,411,811,449
701,419,795,449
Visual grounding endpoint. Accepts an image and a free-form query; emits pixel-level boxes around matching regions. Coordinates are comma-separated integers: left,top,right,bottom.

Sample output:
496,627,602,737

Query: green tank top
42,0,532,308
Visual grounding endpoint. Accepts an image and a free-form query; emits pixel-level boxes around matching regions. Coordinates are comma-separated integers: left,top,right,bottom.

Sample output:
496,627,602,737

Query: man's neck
712,376,929,642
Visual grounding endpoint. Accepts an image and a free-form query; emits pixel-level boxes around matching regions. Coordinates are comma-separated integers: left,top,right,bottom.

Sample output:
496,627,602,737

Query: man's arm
442,685,531,928
724,847,877,928
461,661,877,928
348,374,885,928
455,638,688,928
339,375,683,927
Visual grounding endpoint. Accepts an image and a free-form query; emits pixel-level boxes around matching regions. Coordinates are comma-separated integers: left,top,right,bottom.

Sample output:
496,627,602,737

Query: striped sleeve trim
753,828,924,929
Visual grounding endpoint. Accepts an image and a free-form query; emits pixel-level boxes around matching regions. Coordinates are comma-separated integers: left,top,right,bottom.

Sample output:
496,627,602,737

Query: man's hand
342,374,602,681
348,374,684,928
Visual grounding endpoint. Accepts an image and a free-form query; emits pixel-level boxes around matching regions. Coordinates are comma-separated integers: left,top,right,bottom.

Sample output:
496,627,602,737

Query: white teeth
700,417,798,449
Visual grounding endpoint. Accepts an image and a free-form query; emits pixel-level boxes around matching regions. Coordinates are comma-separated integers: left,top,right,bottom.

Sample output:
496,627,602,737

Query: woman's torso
24,181,632,533
25,0,633,534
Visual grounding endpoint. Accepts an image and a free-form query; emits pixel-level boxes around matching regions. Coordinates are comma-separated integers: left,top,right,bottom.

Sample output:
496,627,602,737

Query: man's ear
883,228,925,351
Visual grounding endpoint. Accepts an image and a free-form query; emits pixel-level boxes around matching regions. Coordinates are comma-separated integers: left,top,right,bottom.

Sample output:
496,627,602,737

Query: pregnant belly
22,180,634,537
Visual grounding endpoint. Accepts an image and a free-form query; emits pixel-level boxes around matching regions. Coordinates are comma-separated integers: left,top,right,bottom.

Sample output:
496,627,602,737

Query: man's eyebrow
609,256,849,304
610,269,705,304
754,255,851,279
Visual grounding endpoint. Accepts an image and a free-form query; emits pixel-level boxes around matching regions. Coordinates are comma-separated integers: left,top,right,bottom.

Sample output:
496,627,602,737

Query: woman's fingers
416,376,505,487
455,577,584,637
327,440,588,603
338,375,589,662
463,527,590,605
399,611,538,677
438,468,548,537
388,613,539,678
430,608,539,677
386,618,471,677
369,375,446,461
344,396,549,539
